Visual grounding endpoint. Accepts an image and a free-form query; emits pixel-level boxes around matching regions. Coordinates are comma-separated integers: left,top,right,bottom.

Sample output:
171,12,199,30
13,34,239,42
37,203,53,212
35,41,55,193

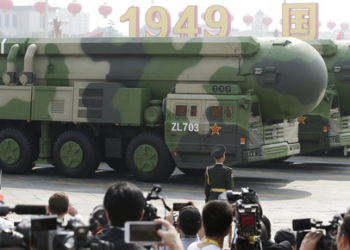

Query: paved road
1,155,350,236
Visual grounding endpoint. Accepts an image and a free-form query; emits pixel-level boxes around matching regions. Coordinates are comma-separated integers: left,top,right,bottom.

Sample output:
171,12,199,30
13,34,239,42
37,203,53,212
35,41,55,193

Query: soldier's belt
211,188,227,193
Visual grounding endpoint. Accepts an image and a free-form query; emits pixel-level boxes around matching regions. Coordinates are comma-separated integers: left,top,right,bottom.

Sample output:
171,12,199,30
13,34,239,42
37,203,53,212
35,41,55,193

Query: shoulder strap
205,167,210,185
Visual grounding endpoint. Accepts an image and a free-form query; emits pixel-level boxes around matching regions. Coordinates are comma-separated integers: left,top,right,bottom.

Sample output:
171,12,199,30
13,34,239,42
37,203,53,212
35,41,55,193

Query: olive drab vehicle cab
165,84,300,171
300,40,350,155
0,37,327,182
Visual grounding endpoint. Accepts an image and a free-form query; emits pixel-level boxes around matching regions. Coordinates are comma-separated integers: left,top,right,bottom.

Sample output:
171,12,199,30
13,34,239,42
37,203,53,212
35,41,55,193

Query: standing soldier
204,144,234,203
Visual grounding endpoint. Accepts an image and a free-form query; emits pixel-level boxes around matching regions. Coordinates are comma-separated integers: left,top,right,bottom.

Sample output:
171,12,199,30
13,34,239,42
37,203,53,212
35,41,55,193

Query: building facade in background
0,5,89,38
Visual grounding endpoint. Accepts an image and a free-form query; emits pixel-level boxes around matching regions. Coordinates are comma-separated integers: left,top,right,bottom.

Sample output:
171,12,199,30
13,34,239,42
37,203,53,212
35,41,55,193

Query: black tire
105,157,129,173
179,168,205,176
0,128,36,174
126,133,175,182
53,130,101,178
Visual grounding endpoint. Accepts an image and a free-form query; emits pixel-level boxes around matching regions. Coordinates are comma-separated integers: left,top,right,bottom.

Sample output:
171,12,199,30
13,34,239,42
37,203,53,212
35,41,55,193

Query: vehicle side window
330,96,339,116
249,102,260,123
191,106,197,116
226,106,233,118
211,106,223,117
176,105,187,116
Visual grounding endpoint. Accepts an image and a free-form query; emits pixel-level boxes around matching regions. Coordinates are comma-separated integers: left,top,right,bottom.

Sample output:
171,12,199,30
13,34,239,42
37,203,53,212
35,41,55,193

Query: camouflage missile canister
300,40,350,154
0,37,327,118
0,37,327,182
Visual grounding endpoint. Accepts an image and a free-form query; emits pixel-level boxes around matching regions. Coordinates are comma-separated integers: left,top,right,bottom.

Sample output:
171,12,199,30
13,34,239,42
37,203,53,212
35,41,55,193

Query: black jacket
98,227,146,250
262,240,293,250
204,163,234,202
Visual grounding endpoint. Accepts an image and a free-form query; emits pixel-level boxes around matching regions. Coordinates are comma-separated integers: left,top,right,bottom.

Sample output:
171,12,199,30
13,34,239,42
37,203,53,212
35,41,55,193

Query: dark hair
202,200,232,237
49,192,69,215
103,182,145,227
339,214,350,242
274,228,296,246
178,206,202,236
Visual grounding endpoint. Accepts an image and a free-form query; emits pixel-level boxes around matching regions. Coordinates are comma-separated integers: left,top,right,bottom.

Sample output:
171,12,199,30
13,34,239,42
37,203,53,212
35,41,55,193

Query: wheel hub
60,141,83,169
0,139,20,164
134,144,159,172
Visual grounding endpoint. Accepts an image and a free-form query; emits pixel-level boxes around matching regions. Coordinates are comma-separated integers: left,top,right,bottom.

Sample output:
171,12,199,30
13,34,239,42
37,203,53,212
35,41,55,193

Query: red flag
336,30,343,40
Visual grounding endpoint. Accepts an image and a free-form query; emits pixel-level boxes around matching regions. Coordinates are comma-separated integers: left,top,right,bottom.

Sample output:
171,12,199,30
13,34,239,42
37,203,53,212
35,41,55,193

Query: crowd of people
0,143,349,250
0,179,347,250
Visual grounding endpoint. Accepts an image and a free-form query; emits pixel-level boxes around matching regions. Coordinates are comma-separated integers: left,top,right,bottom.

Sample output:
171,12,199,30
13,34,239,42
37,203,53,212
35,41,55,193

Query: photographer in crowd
164,203,203,250
98,181,147,250
156,218,185,250
98,181,184,250
274,228,296,250
48,192,82,221
261,216,293,250
177,206,203,249
299,212,350,250
188,200,233,250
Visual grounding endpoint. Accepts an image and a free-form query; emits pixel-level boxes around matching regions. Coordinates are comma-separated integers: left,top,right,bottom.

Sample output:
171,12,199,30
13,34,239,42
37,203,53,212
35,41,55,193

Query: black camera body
235,199,261,238
292,214,341,250
222,187,263,239
14,216,113,250
219,187,263,250
143,184,170,221
0,201,113,250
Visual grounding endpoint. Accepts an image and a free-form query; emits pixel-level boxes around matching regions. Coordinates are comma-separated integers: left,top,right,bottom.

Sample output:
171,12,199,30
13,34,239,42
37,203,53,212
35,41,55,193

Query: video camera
219,187,263,250
292,214,341,250
143,184,170,221
0,202,113,250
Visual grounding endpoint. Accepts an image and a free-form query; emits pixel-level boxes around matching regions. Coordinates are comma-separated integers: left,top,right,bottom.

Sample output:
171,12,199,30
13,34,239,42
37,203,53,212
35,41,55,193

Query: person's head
178,206,202,236
48,192,69,217
337,213,350,250
211,144,226,163
103,182,145,227
202,200,232,238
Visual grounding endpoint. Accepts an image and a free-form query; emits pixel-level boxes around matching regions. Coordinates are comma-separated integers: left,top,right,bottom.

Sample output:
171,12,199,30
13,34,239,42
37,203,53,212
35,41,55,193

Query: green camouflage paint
0,37,328,181
299,40,350,154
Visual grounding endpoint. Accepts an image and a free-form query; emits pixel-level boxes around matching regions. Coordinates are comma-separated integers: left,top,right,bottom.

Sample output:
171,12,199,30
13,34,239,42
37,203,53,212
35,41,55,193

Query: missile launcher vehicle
0,37,327,181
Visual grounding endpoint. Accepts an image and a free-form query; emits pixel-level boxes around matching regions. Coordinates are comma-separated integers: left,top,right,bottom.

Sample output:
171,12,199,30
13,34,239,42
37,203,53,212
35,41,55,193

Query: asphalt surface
1,155,350,236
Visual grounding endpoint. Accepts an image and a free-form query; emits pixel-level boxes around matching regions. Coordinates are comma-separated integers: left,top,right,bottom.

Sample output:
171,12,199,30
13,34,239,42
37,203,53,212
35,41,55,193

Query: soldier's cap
211,144,226,158
274,228,296,246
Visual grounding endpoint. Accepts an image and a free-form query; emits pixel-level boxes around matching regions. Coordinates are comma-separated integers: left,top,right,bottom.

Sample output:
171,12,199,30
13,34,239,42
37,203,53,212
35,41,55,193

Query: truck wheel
105,158,129,173
179,168,205,176
126,133,175,182
0,128,36,174
53,130,100,178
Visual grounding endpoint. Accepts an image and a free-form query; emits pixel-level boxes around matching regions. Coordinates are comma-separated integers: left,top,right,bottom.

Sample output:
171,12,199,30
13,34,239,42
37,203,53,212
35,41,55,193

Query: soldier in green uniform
204,144,234,203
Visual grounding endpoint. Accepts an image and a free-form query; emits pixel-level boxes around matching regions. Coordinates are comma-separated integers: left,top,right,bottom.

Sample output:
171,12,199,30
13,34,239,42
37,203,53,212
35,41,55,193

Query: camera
15,216,113,250
0,202,113,250
89,205,108,235
220,187,263,239
292,214,341,250
219,187,263,250
143,184,170,221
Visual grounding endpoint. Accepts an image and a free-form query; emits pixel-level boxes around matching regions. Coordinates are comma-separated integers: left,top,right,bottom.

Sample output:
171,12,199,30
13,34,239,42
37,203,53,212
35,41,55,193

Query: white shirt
188,241,221,250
